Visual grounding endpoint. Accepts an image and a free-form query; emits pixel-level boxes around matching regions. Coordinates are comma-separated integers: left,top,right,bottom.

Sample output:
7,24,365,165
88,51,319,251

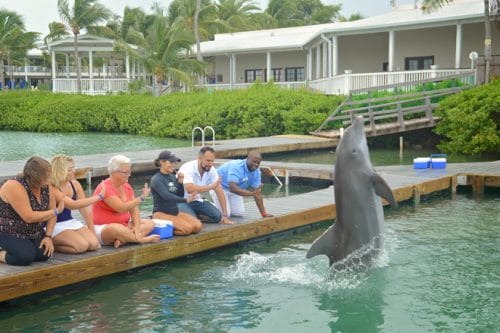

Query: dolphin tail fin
306,225,337,264
372,173,398,208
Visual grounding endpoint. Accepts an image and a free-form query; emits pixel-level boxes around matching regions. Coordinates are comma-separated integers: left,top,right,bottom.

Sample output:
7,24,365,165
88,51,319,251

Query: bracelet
139,196,145,202
98,194,104,201
53,208,58,216
44,234,52,239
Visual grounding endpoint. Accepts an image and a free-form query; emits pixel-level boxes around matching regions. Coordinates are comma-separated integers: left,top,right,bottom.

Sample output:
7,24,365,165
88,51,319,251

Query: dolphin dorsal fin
371,173,398,208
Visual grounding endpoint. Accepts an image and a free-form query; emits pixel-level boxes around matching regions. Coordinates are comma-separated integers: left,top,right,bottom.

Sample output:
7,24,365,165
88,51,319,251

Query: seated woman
0,156,64,266
92,155,160,248
50,155,102,254
150,150,202,236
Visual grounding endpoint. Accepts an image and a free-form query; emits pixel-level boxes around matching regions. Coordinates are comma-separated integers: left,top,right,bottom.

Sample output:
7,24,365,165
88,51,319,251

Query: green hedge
0,83,342,139
434,79,500,154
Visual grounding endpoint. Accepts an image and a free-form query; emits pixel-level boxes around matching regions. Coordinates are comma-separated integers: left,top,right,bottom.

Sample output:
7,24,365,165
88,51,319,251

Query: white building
198,0,499,94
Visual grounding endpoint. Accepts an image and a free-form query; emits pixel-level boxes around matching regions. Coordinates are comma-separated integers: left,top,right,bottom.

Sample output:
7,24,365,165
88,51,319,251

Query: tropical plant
216,0,260,31
0,10,38,90
127,14,205,96
434,79,500,154
265,0,341,27
53,0,111,93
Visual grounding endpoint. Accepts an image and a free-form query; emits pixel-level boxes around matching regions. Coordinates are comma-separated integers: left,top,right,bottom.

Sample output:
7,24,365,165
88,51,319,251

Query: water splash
223,236,394,290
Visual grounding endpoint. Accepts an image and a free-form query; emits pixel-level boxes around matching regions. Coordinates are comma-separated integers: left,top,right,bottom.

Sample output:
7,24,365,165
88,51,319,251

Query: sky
0,0,417,37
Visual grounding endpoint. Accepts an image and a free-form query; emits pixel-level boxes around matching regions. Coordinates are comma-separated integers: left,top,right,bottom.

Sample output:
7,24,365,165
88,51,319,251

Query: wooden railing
313,79,474,137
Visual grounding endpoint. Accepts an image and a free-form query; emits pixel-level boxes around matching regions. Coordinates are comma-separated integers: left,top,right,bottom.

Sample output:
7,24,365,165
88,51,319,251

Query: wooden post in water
399,136,404,160
450,175,458,200
472,175,485,195
413,185,421,206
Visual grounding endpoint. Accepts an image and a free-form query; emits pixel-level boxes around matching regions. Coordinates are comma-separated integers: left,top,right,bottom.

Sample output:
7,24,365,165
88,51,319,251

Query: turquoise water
2,131,498,166
1,193,498,332
265,148,500,166
0,131,190,161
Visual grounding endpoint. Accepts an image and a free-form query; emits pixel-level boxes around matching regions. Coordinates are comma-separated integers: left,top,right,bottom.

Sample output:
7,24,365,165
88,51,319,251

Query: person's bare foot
140,234,160,243
113,239,122,248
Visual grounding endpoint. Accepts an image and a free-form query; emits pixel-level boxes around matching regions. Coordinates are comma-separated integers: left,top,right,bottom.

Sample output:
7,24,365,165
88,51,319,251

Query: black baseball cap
157,150,181,163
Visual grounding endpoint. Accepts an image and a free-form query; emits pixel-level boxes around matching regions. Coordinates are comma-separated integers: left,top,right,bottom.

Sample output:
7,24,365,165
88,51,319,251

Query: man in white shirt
178,146,233,224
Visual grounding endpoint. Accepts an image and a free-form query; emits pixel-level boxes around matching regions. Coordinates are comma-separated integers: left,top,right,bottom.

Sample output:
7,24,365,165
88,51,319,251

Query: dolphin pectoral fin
372,173,398,208
306,225,337,263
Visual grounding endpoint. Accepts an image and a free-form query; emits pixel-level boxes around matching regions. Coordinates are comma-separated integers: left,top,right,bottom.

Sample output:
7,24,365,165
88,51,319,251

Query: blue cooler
152,219,174,239
430,154,447,169
413,157,430,169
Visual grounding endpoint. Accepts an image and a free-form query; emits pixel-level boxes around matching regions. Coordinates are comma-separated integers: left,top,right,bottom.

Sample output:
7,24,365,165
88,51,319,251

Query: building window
245,69,265,83
285,67,304,81
271,68,283,82
405,56,434,70
216,74,223,83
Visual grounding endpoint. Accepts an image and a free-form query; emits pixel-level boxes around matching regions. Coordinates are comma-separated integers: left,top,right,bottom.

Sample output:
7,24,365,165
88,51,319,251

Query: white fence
199,69,476,95
53,78,129,95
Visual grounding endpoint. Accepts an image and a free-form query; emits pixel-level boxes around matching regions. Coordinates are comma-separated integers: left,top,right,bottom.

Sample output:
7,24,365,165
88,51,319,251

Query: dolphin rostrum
306,116,398,266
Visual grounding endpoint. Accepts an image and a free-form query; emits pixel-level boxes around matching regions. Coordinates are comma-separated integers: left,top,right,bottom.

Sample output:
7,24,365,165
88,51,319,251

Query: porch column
332,35,338,76
24,59,28,81
89,50,94,93
455,23,462,69
322,41,327,78
65,53,70,78
266,51,271,82
388,30,395,72
307,48,312,81
132,60,136,79
126,53,130,80
315,45,321,79
51,50,56,92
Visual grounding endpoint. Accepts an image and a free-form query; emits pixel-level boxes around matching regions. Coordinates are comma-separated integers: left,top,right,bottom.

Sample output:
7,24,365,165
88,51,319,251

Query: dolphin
306,116,398,266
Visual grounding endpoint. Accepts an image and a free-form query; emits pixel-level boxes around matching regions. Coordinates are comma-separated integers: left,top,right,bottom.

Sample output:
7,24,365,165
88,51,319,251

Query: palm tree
55,0,111,93
0,10,26,89
127,14,205,96
421,0,499,84
216,0,260,31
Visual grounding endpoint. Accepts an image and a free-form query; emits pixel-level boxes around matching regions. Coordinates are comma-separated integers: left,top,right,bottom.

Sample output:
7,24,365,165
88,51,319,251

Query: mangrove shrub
0,83,342,139
434,79,500,154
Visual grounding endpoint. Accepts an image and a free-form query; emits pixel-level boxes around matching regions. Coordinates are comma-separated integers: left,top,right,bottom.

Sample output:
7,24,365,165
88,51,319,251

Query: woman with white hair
92,155,160,248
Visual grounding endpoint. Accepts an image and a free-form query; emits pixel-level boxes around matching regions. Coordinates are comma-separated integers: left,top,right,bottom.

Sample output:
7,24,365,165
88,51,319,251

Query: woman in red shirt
92,155,160,248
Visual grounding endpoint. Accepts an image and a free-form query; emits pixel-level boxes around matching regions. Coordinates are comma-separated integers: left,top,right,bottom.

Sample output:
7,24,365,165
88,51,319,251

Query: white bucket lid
152,219,173,227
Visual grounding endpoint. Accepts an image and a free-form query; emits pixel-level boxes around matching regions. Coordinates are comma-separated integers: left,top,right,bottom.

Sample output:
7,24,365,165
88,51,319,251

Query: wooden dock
1,159,499,303
0,134,337,183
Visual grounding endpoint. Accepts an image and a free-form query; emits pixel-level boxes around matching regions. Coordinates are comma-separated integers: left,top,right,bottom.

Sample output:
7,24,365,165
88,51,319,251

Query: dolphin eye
352,149,357,153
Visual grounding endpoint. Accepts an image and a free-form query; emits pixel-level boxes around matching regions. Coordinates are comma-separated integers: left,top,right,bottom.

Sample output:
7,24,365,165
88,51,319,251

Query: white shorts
93,224,107,245
52,219,86,238
210,189,245,217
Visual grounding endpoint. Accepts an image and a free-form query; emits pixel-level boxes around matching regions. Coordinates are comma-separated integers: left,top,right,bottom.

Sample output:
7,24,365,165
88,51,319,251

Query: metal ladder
192,126,215,147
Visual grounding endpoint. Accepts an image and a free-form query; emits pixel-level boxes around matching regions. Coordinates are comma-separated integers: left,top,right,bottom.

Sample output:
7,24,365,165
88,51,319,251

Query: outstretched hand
187,191,198,203
56,195,65,214
98,181,106,198
141,183,150,199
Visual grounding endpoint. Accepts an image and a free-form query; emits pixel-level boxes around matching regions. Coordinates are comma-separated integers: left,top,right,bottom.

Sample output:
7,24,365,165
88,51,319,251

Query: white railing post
192,127,205,147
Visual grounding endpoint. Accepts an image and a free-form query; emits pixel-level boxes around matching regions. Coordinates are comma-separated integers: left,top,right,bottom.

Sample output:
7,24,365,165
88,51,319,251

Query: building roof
200,0,484,55
44,34,138,53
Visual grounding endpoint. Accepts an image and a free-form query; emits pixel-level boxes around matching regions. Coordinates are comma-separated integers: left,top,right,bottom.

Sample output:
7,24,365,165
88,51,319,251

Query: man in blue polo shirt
211,150,273,218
